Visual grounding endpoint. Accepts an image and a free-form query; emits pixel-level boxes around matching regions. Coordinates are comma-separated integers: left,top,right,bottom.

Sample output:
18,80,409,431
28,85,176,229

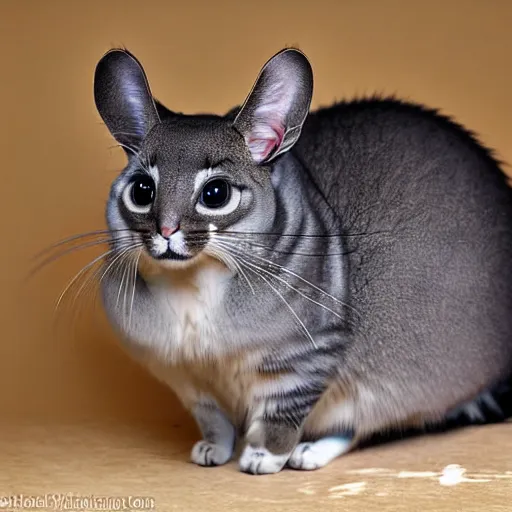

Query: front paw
238,445,289,475
287,436,352,471
287,442,325,470
191,440,232,467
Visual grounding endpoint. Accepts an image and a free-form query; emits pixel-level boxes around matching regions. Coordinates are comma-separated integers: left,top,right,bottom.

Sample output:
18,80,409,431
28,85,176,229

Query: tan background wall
1,0,511,426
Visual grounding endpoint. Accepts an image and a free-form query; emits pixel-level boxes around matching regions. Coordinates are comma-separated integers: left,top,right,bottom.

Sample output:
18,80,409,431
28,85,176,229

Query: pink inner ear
247,120,285,163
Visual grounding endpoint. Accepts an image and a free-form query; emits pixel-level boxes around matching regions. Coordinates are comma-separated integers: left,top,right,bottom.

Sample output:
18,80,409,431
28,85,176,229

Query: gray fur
93,48,512,474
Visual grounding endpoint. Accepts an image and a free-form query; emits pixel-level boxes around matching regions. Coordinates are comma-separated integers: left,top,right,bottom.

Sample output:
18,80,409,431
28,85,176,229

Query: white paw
287,442,323,470
239,445,289,475
191,440,232,467
287,442,335,470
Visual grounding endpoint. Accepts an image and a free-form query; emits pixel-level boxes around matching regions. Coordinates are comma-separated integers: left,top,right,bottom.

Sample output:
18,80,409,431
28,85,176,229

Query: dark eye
200,179,231,208
131,176,155,208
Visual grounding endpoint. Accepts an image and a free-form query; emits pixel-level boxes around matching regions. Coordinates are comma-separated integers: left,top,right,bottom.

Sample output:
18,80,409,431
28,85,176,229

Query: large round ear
94,49,160,155
233,48,313,164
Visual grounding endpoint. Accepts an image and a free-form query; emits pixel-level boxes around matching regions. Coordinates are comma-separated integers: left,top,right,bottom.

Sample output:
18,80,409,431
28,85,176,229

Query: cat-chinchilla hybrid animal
92,47,512,474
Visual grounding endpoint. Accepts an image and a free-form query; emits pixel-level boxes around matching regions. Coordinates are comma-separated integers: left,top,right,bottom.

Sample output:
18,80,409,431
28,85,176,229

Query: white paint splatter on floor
345,467,391,475
297,464,510,499
439,464,467,486
329,481,367,498
398,471,438,478
438,464,491,486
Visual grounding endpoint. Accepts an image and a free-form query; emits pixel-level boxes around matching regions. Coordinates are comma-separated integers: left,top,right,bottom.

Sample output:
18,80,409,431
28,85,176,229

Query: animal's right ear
94,49,160,155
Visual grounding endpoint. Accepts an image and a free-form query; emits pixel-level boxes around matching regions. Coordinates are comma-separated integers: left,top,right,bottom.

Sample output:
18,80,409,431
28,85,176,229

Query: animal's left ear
233,48,313,164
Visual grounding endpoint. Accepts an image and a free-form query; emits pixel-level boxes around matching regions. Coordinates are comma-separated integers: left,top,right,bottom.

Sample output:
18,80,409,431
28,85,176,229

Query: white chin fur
152,231,189,257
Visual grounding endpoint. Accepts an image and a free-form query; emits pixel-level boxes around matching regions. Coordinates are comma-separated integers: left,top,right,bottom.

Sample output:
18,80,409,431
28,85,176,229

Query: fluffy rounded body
95,49,512,474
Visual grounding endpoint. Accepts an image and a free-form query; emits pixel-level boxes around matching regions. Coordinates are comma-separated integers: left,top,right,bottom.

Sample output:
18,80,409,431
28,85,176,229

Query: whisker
188,229,389,239
112,142,140,159
110,141,153,174
54,249,116,313
129,249,143,328
206,245,255,294
54,241,144,314
123,250,137,328
68,262,103,312
211,234,350,257
215,238,359,317
101,246,140,286
239,259,317,349
27,236,137,279
116,256,131,308
32,228,140,260
214,241,343,321
229,254,256,295
71,243,143,310
205,246,238,274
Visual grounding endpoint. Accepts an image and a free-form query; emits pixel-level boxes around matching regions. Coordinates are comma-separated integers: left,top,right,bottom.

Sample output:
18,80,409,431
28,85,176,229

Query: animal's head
94,48,313,270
